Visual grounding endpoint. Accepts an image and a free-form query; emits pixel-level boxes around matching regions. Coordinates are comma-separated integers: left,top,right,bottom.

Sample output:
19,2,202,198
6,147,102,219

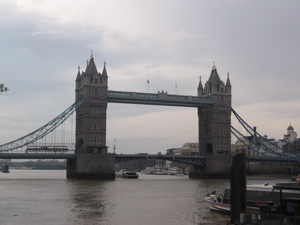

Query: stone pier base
189,155,231,179
67,154,115,180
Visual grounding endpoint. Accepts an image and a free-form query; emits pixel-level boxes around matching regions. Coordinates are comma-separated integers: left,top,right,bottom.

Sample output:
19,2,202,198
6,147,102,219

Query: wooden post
230,153,246,224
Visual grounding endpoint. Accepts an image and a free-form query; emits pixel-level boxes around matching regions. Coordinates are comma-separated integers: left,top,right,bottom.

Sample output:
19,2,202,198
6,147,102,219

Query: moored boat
290,176,298,182
209,205,231,215
141,166,184,175
122,171,139,179
2,165,10,173
204,183,300,213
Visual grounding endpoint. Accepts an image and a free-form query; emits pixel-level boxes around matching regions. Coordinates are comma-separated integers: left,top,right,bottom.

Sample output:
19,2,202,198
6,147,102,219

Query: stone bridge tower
75,53,108,154
67,53,115,179
191,64,232,178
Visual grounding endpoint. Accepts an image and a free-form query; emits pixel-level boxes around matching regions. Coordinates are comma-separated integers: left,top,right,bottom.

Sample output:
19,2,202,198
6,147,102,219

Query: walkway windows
90,107,101,114
91,87,101,97
216,140,228,152
89,135,102,146
218,96,227,105
91,87,100,94
90,122,101,129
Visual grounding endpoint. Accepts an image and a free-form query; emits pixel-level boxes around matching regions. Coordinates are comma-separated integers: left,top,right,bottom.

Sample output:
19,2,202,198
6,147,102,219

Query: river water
0,170,291,225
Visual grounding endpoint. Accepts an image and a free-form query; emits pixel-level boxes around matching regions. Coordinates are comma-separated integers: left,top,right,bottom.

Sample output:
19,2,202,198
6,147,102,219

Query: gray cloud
1,1,300,152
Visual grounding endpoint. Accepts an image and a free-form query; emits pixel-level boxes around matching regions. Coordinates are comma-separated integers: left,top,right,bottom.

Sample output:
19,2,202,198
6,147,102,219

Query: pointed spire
197,75,203,90
90,50,94,59
208,63,221,85
85,59,89,71
102,61,108,78
76,65,81,81
85,53,98,76
212,62,217,70
226,72,231,87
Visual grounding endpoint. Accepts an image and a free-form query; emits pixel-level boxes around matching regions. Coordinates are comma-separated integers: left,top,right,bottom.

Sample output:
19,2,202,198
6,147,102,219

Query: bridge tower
191,64,232,178
67,53,115,179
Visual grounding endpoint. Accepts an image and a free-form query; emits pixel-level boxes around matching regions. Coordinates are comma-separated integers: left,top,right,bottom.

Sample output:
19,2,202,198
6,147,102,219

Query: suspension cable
0,99,84,152
231,108,298,157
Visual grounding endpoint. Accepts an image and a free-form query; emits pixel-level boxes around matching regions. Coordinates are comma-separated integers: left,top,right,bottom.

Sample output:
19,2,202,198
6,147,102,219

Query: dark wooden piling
230,153,246,224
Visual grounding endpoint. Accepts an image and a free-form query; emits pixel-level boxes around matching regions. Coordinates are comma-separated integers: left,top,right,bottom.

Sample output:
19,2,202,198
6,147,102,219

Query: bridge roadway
247,156,300,162
107,90,214,107
0,153,76,160
0,153,299,164
0,153,206,166
116,154,206,166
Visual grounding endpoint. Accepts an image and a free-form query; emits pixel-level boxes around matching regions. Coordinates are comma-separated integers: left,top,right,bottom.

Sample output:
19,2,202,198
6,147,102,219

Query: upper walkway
107,90,213,107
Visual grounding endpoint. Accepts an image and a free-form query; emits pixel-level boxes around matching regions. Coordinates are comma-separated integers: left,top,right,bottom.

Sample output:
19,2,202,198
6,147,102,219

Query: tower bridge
0,54,233,179
3,53,297,179
66,54,232,179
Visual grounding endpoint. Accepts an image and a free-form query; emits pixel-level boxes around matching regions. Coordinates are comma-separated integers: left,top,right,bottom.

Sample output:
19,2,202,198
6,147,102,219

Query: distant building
278,124,298,149
232,137,248,156
232,124,299,156
165,148,181,155
181,142,199,156
165,142,199,156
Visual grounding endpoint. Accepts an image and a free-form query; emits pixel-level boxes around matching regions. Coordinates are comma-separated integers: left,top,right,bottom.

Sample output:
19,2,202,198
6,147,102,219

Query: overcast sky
1,0,300,154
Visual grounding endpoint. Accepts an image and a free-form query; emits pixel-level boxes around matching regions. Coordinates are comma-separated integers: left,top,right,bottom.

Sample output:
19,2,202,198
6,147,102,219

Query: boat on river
141,166,184,175
2,165,10,173
121,171,139,179
205,183,300,213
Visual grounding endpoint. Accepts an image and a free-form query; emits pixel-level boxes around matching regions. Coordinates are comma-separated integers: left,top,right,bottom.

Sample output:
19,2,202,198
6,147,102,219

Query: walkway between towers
107,90,214,107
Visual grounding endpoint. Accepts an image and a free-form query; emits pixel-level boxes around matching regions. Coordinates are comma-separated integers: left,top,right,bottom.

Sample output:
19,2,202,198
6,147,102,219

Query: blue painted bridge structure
1,152,299,164
107,90,214,107
0,153,206,166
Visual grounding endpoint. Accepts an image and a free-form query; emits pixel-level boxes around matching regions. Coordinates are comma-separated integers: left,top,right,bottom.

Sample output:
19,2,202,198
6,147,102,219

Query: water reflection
59,174,234,224
66,180,113,224
0,170,233,225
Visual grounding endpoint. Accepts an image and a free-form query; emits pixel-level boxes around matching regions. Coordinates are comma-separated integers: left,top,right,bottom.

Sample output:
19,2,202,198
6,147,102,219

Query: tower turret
197,76,204,96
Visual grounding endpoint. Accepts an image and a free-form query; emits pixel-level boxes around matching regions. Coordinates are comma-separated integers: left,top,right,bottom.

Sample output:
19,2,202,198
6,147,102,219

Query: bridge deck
0,153,76,160
1,152,299,163
115,154,206,166
107,90,213,107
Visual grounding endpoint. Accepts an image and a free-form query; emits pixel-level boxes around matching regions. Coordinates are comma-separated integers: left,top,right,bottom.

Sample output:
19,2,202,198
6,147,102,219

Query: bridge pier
189,155,231,179
67,154,115,179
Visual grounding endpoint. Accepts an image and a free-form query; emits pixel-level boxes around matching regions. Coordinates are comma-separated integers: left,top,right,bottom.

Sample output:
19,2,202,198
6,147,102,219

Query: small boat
122,171,139,179
209,205,230,215
204,183,300,214
141,167,154,174
290,176,298,182
2,165,10,173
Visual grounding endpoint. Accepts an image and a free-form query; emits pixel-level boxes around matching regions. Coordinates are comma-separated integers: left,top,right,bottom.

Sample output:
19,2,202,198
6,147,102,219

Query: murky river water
0,170,291,225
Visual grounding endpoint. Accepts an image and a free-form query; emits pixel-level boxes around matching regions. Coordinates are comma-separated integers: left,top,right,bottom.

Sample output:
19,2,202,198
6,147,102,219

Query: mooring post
230,153,246,224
